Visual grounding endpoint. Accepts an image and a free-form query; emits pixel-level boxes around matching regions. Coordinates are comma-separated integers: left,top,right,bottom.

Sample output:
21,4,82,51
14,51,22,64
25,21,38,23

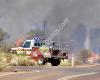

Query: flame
15,36,25,47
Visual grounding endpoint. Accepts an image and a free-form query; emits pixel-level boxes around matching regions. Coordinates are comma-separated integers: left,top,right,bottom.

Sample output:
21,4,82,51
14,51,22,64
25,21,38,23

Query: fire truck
10,37,68,66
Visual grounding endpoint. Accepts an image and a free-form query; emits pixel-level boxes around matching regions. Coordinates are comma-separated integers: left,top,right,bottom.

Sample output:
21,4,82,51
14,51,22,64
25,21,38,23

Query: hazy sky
0,0,100,41
0,0,54,40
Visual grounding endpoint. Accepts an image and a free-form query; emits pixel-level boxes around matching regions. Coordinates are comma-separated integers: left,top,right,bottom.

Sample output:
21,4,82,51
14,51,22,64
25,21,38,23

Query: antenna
43,21,46,37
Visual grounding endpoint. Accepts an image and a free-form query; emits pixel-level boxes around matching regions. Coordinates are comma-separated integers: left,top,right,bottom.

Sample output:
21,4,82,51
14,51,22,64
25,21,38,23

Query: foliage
0,52,37,71
0,52,9,71
77,49,92,63
10,55,36,66
60,59,72,66
0,62,8,71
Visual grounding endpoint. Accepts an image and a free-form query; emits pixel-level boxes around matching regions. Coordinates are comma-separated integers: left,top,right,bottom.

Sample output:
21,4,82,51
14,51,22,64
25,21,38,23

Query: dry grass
0,62,8,71
0,52,36,71
60,59,81,66
60,59,72,66
0,52,9,71
10,54,36,66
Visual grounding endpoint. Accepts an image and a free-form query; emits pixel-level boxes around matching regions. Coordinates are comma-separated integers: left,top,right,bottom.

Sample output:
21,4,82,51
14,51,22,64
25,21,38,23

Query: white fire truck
10,37,68,66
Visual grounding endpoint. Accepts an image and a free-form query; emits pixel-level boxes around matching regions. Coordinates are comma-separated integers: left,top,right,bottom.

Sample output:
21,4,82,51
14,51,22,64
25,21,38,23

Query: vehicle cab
10,37,44,54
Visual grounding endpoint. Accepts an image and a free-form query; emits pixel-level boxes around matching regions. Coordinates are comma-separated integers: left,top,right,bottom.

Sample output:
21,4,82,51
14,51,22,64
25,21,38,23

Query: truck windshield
23,41,31,48
34,42,42,47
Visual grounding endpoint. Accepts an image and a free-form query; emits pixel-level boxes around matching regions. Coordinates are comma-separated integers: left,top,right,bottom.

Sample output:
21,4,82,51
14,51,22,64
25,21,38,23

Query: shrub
10,55,36,66
0,52,7,63
0,62,8,71
0,52,8,71
76,49,92,63
60,59,72,66
10,54,18,66
74,60,81,65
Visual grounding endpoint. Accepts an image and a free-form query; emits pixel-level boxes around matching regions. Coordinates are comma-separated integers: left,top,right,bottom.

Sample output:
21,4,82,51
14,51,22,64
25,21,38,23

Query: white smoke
84,28,91,50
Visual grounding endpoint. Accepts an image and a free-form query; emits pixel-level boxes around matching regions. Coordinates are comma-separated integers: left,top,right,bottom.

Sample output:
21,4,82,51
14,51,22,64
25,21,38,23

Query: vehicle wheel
51,59,61,66
38,57,46,65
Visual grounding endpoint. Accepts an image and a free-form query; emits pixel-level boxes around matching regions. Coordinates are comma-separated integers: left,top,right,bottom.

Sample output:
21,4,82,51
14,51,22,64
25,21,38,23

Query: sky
0,0,54,40
0,0,100,37
0,0,100,51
